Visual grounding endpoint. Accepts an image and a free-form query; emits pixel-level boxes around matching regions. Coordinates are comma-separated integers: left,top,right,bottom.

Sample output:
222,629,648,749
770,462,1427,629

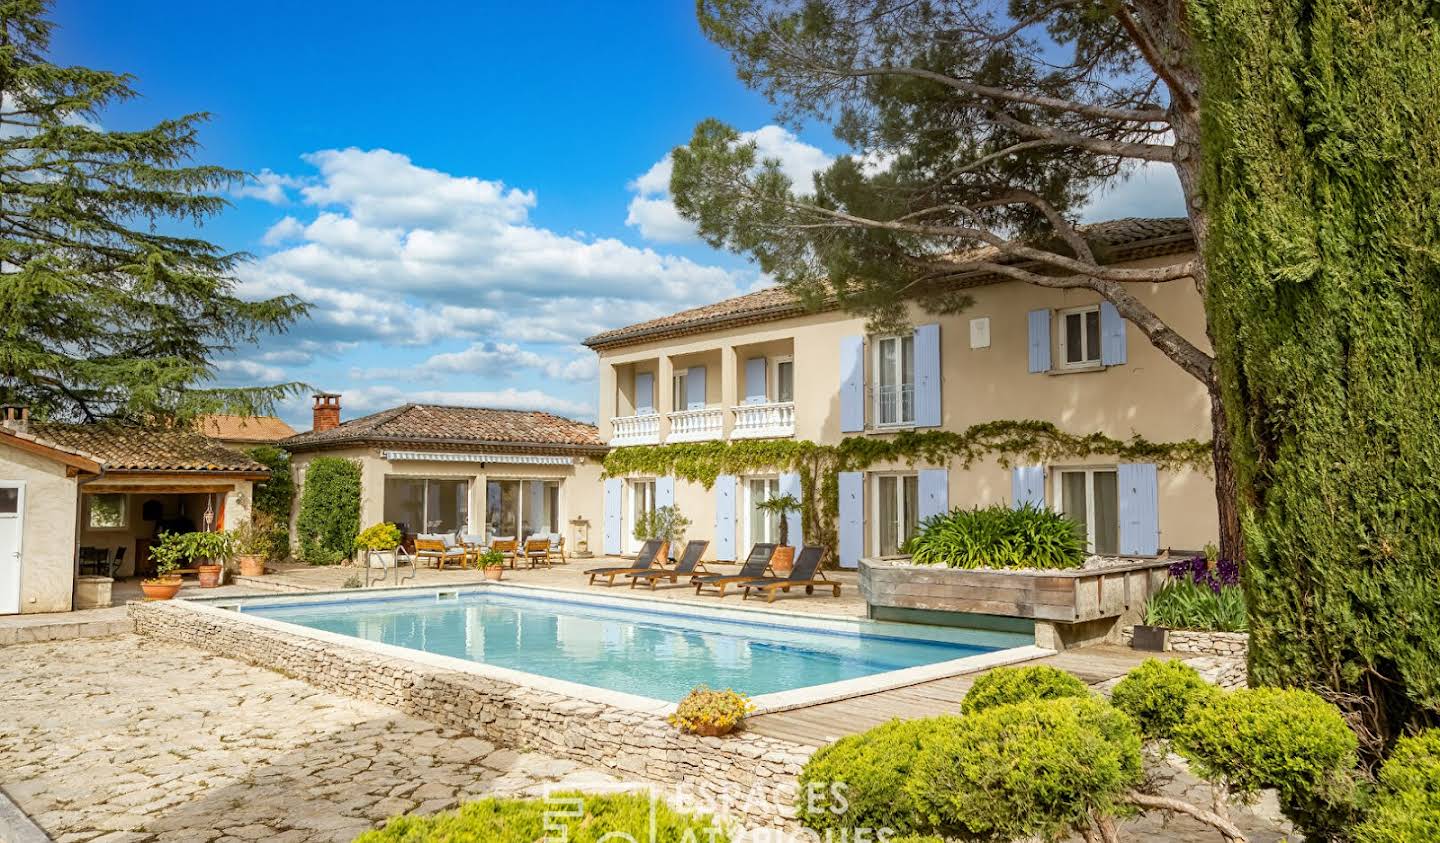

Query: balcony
610,413,661,446
667,406,724,442
731,401,796,440
874,384,915,428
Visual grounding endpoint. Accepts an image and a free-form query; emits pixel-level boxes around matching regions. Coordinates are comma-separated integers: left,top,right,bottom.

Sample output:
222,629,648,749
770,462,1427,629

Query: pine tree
0,0,306,422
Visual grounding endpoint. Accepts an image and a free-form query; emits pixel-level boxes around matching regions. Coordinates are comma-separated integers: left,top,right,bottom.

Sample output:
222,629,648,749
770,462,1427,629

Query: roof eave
283,434,608,456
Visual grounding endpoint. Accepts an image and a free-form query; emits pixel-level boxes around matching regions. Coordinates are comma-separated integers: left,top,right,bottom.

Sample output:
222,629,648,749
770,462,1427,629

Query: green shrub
1174,687,1357,802
1110,659,1221,741
906,697,1142,841
906,503,1085,569
960,665,1090,716
1145,580,1248,632
246,445,293,522
353,791,726,842
797,716,953,836
354,522,401,552
1355,730,1440,843
295,457,361,565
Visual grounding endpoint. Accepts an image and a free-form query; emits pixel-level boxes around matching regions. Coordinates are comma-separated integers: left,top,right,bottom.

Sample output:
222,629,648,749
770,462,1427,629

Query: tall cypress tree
1193,0,1440,751
0,0,305,422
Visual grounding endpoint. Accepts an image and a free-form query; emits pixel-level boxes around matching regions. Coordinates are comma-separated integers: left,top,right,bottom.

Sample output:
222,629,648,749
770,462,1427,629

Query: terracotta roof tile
20,423,269,473
583,217,1194,350
283,404,604,452
195,415,297,443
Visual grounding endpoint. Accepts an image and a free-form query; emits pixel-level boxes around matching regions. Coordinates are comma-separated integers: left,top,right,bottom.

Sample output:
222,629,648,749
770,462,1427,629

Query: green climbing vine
602,421,1210,566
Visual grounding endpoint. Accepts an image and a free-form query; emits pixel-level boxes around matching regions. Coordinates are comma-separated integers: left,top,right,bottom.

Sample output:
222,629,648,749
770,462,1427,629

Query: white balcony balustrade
609,413,661,446
667,407,724,442
730,401,796,439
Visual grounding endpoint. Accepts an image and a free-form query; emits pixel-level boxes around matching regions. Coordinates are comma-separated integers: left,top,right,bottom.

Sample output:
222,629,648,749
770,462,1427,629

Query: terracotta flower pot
689,722,736,737
237,555,266,578
141,580,181,601
483,566,504,581
196,563,223,588
770,545,795,575
161,573,182,586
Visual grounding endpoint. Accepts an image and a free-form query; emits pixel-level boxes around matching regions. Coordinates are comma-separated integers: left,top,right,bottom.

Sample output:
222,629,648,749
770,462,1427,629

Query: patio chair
522,536,551,568
740,545,840,602
414,535,467,570
546,533,566,565
489,537,519,568
627,539,709,589
108,546,126,578
693,543,778,597
585,539,663,586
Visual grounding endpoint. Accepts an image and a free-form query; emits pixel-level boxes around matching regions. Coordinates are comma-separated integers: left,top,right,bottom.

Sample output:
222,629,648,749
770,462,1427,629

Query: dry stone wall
128,600,812,828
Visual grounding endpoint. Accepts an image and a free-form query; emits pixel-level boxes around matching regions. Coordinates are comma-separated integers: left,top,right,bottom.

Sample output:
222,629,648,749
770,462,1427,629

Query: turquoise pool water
240,590,1023,702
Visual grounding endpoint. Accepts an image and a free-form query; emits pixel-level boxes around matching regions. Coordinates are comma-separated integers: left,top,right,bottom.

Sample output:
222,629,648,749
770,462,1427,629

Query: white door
0,482,24,615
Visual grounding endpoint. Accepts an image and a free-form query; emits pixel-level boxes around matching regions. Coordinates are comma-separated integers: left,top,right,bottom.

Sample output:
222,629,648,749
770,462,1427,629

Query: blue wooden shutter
686,365,706,409
634,371,654,414
714,474,737,561
1118,463,1160,555
914,323,942,427
839,335,865,432
1011,465,1046,508
1100,301,1128,366
1027,309,1052,373
655,476,675,509
778,471,804,550
603,478,623,554
744,357,767,404
837,471,864,568
918,468,949,521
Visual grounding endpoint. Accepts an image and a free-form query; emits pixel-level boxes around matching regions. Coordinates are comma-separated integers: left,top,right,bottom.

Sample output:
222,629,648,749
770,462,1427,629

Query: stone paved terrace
244,558,870,617
0,634,635,843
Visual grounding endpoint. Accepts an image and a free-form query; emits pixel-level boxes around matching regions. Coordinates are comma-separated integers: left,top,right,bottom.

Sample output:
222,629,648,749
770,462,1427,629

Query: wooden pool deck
745,645,1170,747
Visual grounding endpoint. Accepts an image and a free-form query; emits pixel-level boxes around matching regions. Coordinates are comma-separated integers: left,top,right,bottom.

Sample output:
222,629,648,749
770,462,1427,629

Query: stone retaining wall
129,601,813,829
1121,625,1249,659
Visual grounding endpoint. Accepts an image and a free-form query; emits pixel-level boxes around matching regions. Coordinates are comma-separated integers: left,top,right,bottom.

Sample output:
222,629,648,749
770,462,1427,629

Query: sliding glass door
485,479,561,540
383,478,469,535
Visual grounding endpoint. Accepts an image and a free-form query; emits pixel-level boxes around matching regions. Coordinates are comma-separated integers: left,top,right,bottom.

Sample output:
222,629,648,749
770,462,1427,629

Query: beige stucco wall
289,447,605,554
595,255,1219,553
0,441,78,614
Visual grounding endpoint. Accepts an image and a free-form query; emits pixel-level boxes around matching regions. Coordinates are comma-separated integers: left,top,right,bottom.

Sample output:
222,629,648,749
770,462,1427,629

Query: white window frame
625,478,656,554
871,334,916,427
385,476,472,535
672,370,689,411
1057,305,1103,370
86,493,129,531
871,472,919,556
772,356,795,404
743,476,781,549
484,477,562,541
1051,466,1119,555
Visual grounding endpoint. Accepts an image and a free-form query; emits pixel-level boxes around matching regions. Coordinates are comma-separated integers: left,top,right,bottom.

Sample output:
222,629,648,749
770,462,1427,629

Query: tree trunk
1209,379,1244,561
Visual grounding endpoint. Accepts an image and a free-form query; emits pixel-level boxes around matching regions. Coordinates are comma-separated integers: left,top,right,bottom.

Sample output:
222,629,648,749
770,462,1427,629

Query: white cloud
261,216,306,246
234,169,307,205
212,359,286,383
341,384,593,419
359,342,598,383
626,125,835,244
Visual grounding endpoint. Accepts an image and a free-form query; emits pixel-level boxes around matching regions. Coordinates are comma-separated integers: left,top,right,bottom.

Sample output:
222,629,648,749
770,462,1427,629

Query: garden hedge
353,792,725,842
294,456,361,565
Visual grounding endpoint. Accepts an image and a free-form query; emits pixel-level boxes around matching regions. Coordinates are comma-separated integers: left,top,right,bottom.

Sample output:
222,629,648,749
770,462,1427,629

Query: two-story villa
583,218,1217,568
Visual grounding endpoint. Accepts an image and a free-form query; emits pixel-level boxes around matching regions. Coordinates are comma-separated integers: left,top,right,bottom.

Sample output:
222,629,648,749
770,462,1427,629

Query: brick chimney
0,405,29,433
311,393,341,433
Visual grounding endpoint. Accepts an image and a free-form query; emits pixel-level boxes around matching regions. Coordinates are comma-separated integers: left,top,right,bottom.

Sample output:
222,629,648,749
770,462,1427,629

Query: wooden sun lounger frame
585,540,664,586
627,539,710,590
693,543,777,597
741,572,842,602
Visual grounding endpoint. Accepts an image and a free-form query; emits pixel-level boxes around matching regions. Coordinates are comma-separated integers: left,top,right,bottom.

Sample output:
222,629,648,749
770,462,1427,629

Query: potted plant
478,548,506,581
668,686,754,737
632,504,691,563
230,517,273,578
355,522,402,567
144,533,186,599
753,493,801,574
188,530,237,588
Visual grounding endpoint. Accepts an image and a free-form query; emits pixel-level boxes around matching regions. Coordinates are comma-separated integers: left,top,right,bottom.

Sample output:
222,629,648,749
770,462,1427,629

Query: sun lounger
740,545,839,602
693,543,777,597
628,539,709,589
585,539,663,586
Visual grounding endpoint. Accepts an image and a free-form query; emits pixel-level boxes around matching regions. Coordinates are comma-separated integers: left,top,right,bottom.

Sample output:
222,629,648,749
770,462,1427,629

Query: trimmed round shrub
797,716,958,836
1355,730,1440,843
1174,687,1357,801
1110,659,1221,740
960,664,1090,716
906,697,1143,841
353,792,726,842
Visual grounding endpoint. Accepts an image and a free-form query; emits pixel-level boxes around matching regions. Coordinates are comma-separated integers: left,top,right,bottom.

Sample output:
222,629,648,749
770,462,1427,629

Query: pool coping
171,581,1052,716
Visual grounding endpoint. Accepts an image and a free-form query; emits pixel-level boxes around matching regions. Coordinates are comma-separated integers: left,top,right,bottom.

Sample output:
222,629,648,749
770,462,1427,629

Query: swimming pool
237,587,1032,703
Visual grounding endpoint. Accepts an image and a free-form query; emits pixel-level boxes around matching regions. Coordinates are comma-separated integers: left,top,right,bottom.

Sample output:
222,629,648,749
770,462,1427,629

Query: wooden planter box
859,556,1173,650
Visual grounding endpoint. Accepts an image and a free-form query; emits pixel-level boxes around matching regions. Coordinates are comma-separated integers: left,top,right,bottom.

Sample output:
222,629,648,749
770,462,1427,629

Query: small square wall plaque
969,317,991,349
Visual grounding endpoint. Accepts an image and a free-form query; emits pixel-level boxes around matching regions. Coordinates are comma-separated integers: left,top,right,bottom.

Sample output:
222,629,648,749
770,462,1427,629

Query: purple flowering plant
1168,555,1243,594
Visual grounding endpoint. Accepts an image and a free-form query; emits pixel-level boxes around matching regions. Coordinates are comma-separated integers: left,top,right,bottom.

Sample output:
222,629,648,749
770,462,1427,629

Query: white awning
381,450,574,466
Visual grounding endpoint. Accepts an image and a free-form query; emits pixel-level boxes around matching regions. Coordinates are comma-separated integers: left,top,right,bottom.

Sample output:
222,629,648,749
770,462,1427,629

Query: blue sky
53,1,1182,429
